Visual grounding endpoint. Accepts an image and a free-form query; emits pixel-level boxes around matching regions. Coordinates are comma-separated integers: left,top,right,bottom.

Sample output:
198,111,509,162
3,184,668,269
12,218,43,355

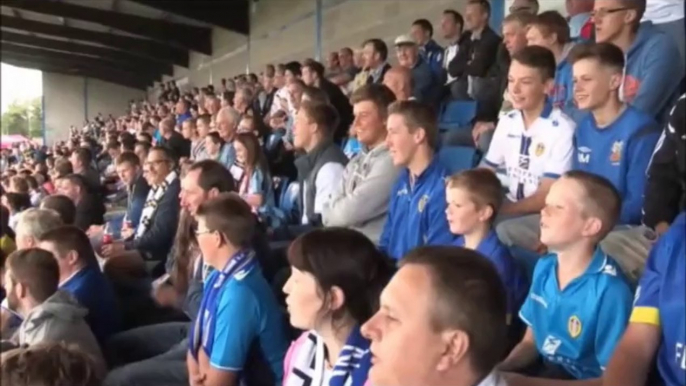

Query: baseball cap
394,34,416,46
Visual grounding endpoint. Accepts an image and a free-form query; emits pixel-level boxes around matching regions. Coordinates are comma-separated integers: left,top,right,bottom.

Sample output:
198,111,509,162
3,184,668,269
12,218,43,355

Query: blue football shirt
631,212,686,386
453,230,528,318
519,248,633,379
208,264,289,384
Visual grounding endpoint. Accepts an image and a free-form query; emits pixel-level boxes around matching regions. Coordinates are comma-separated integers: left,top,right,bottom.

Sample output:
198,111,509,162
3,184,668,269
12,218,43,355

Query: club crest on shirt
610,141,623,164
534,143,545,157
417,194,429,213
568,315,582,339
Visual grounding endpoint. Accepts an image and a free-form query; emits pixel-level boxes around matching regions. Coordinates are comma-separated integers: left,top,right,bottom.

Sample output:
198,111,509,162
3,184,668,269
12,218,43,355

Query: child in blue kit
498,171,633,386
445,168,528,339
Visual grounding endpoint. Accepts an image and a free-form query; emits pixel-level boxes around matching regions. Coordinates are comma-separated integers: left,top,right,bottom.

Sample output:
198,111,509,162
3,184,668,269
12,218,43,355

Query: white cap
394,34,416,46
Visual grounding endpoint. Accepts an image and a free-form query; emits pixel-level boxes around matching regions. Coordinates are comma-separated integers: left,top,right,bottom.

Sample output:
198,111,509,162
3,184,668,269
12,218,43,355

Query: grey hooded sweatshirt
14,290,105,369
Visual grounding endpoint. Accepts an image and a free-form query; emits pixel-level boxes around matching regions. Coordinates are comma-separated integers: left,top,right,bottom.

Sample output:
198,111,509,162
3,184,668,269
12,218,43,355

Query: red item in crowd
580,19,594,41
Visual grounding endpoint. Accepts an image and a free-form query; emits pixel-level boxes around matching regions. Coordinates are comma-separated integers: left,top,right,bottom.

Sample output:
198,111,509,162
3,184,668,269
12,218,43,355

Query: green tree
0,97,42,138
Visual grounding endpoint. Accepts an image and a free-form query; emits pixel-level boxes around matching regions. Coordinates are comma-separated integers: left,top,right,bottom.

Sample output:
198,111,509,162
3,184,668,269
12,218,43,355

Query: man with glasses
593,0,681,123
101,146,180,278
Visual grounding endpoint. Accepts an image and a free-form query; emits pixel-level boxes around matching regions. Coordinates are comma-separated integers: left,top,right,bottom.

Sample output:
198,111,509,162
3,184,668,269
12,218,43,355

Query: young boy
499,171,634,386
445,168,528,327
483,45,576,250
570,42,660,279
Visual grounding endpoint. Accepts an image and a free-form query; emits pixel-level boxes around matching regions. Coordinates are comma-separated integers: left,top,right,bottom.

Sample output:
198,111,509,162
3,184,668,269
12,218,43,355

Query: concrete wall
43,72,144,144
158,0,490,92
152,0,567,95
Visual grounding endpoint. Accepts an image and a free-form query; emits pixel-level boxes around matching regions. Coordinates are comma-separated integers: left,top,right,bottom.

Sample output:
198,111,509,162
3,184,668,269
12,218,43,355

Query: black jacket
125,177,181,273
320,78,354,145
448,26,502,81
643,94,686,228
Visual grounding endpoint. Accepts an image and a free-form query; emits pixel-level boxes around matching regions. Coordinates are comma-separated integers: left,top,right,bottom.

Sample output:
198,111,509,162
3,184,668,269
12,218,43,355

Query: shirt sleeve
629,36,681,119
483,118,508,169
620,124,660,225
594,278,633,370
543,122,575,178
209,285,259,371
313,162,346,215
629,238,665,326
248,169,265,195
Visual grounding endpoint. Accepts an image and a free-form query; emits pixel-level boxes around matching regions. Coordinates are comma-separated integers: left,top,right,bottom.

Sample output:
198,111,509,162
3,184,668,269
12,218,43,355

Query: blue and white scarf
285,326,371,386
135,170,177,239
188,249,256,359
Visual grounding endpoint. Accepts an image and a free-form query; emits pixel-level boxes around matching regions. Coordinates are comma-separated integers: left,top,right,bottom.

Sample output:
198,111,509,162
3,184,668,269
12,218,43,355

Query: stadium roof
1,0,250,89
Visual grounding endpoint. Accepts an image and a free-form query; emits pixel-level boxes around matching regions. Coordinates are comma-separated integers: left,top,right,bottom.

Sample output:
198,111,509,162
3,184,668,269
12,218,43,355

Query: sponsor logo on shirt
602,264,617,276
577,147,591,164
622,75,641,103
530,293,548,308
610,141,623,165
676,342,686,370
542,336,562,355
568,315,583,339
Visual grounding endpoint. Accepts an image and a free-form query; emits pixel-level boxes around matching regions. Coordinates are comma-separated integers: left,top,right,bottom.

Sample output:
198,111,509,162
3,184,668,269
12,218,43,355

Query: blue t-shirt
453,231,528,317
631,212,686,386
379,157,454,260
519,248,633,379
574,106,660,225
60,264,121,344
207,264,288,384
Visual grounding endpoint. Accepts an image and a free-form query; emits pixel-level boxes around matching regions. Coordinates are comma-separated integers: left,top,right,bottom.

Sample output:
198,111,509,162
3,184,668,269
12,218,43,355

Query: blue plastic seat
438,146,480,174
438,100,478,131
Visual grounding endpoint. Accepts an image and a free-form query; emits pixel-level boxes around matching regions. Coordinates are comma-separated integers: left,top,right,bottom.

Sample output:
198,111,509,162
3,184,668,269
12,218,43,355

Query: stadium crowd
0,0,684,386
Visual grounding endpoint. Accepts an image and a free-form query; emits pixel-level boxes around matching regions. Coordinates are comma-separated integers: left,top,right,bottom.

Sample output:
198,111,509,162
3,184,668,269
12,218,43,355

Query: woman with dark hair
231,133,282,227
282,227,395,386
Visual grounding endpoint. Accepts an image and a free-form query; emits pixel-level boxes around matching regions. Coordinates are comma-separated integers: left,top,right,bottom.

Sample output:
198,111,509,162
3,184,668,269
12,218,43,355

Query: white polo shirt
484,103,575,202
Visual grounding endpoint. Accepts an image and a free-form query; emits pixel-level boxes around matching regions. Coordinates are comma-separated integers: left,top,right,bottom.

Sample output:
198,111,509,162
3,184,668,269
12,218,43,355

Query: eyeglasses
591,7,631,19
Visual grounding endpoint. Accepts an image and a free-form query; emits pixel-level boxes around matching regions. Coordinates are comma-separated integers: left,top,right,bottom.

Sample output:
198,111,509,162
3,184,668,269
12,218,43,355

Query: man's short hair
134,141,151,154
188,160,236,193
0,342,103,386
619,0,647,30
362,38,389,62
446,169,503,222
106,141,120,151
196,193,255,249
350,84,397,120
73,147,92,166
302,86,330,105
149,146,174,163
16,208,63,240
530,11,571,45
303,59,326,78
443,10,465,32
412,19,434,37
511,45,557,80
467,0,491,16
160,117,175,132
400,246,507,378
197,114,212,127
265,64,276,78
10,176,29,194
562,170,621,239
285,61,302,77
40,195,76,225
54,158,73,178
38,226,98,266
299,101,340,137
503,10,536,27
387,100,439,149
60,174,89,194
116,151,141,168
568,42,625,72
5,248,59,303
